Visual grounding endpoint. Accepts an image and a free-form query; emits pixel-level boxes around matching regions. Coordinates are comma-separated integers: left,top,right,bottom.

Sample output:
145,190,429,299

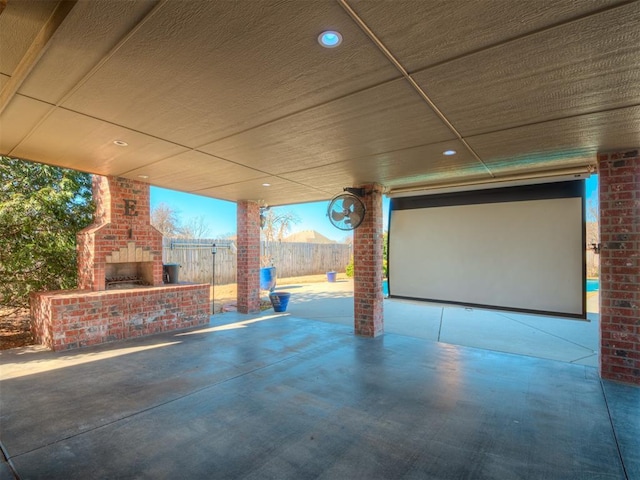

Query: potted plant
269,290,291,312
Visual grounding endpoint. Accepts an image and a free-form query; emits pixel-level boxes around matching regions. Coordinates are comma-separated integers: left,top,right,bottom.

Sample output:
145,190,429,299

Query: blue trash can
327,271,337,282
269,292,291,312
260,266,277,291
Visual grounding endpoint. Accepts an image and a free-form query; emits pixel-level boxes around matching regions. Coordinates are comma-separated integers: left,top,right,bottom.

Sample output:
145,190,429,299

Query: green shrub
345,256,354,277
0,157,94,310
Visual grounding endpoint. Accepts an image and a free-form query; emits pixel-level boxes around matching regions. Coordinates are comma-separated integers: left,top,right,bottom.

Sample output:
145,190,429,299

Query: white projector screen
388,181,585,318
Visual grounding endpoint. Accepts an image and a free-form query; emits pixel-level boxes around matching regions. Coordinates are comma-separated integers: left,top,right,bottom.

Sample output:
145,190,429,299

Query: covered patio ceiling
1,0,638,206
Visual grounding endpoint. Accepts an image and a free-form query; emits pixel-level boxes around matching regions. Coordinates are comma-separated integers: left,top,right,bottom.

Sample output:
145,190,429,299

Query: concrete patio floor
1,280,637,479
284,279,600,367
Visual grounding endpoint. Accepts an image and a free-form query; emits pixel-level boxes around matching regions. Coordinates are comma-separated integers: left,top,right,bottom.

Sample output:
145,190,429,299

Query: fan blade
331,209,346,222
341,196,355,211
348,212,361,226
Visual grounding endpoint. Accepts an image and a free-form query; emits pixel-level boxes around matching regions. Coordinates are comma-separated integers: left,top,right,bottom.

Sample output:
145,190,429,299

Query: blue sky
149,187,375,241
150,175,599,241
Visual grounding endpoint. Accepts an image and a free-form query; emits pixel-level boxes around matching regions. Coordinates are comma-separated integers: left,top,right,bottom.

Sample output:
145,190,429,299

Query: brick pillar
598,149,640,385
236,201,261,314
353,184,384,337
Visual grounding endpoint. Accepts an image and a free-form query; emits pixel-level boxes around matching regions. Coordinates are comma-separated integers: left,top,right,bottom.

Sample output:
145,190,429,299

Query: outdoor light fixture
443,150,457,156
262,183,271,187
113,140,128,147
318,30,342,48
138,175,149,179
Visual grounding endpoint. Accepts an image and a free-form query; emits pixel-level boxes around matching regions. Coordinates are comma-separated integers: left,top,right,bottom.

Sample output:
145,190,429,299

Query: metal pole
211,243,217,315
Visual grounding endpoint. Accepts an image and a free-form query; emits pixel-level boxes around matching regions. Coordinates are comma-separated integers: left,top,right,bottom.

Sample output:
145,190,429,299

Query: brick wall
31,175,211,351
598,149,640,385
77,176,163,291
31,284,209,351
237,201,261,313
354,184,384,337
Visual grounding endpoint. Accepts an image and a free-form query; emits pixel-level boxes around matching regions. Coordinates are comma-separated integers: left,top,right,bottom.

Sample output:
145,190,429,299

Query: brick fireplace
77,175,164,291
31,176,210,351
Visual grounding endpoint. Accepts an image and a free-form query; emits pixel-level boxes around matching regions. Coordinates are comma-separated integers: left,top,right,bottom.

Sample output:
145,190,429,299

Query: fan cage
327,193,366,231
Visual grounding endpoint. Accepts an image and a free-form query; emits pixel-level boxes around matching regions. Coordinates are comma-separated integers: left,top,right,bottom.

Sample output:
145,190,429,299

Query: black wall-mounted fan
327,192,366,230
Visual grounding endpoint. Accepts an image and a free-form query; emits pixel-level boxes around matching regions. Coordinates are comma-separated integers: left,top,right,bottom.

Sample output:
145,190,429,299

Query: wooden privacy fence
163,238,236,285
262,241,351,278
163,238,351,285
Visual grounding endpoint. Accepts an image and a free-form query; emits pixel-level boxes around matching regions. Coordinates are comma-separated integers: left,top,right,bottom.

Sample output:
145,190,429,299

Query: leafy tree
0,157,94,312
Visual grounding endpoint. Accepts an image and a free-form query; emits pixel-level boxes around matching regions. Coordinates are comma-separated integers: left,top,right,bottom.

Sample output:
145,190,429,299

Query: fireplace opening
105,262,154,289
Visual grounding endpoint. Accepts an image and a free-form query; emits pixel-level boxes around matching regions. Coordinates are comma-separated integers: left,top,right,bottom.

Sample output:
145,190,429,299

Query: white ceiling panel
350,0,625,72
60,0,400,148
18,0,159,105
281,140,487,192
123,150,267,193
2,0,638,203
0,95,52,154
413,3,640,136
467,106,640,175
200,79,455,174
11,108,188,176
196,176,332,207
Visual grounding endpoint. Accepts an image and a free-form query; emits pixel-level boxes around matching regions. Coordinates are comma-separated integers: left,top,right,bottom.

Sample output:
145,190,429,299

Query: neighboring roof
283,230,337,244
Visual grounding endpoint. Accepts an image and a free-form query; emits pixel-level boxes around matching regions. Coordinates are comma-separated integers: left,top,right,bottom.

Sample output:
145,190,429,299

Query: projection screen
388,181,585,318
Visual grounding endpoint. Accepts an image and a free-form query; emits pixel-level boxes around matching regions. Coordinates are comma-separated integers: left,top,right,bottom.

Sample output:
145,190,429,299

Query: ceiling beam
0,0,77,116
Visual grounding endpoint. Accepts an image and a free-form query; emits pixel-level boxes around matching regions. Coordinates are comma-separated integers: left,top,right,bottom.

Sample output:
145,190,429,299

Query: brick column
236,201,261,313
353,184,384,337
598,149,640,385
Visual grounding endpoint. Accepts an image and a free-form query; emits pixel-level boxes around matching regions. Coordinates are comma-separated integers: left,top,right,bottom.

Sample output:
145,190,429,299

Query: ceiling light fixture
318,31,342,48
113,140,128,147
262,183,271,187
138,175,149,179
443,150,457,156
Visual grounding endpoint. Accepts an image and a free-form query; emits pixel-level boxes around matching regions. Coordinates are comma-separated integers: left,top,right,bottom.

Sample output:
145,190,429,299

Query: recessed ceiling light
443,150,457,156
138,175,149,179
262,183,271,187
113,140,128,147
318,31,342,48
